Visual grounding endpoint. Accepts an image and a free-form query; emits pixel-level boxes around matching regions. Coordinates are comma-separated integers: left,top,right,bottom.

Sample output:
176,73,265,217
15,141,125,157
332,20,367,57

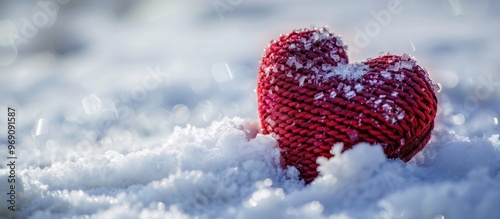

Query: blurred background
1,0,499,168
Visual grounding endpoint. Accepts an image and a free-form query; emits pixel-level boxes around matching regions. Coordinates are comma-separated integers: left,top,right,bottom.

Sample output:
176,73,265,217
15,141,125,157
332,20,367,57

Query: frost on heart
262,27,436,127
322,63,369,81
290,62,371,89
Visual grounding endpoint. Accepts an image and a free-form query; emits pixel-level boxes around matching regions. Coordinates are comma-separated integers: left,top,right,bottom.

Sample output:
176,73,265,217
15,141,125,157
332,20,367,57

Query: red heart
257,27,438,183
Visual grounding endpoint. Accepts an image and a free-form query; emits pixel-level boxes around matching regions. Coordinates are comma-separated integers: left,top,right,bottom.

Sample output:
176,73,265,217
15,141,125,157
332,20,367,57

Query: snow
397,112,405,120
330,91,337,98
345,91,356,100
314,92,324,100
388,62,401,72
1,0,500,218
354,84,364,92
381,70,391,79
324,63,369,81
298,76,307,86
400,60,416,70
287,56,303,69
395,73,405,82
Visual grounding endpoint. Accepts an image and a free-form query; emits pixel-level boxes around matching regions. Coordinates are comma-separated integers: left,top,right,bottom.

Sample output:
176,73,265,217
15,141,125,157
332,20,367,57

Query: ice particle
401,60,415,70
314,92,324,100
346,91,356,99
355,84,364,92
330,91,337,98
298,76,307,86
397,112,405,120
381,71,391,79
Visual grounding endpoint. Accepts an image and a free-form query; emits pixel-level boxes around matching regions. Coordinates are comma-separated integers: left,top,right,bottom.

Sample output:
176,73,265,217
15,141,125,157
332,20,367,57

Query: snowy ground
1,0,500,218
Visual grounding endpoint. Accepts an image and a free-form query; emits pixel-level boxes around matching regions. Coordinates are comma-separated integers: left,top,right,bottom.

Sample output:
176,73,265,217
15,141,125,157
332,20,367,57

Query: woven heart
257,27,438,183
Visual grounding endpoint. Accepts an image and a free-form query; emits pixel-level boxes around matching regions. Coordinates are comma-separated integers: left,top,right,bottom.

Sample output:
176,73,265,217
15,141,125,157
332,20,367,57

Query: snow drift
1,118,499,218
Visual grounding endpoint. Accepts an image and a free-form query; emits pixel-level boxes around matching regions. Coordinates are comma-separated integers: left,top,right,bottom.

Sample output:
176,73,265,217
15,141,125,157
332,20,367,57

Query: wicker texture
257,27,438,183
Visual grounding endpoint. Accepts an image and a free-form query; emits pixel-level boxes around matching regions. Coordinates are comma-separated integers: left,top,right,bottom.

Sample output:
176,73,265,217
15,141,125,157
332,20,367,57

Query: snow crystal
286,56,303,69
314,92,324,100
354,84,364,92
265,116,276,126
301,37,312,50
343,86,356,99
382,103,392,111
264,66,271,77
348,130,358,141
321,63,333,71
330,91,337,98
400,60,415,70
381,71,391,79
335,37,343,47
343,85,351,93
345,91,356,99
401,53,411,61
397,112,405,120
298,76,307,86
312,31,320,41
419,66,436,88
286,57,294,67
305,60,313,69
391,92,398,96
337,82,344,90
395,74,404,82
331,54,341,62
433,83,443,93
324,63,368,80
388,62,401,72
263,65,278,77
390,117,397,124
330,47,338,55
310,67,319,74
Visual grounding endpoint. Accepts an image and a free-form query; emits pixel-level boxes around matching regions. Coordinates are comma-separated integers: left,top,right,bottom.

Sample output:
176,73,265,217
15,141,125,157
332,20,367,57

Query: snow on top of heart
322,63,369,81
284,58,371,88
